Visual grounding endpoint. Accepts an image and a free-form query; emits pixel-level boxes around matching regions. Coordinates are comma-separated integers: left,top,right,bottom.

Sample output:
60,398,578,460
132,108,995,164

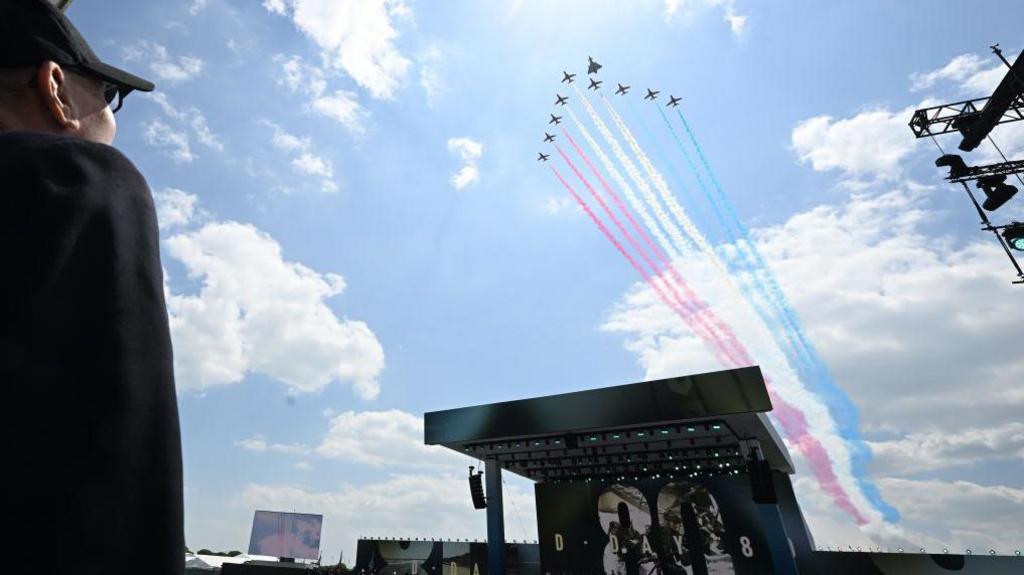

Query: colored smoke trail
547,164,736,367
658,104,815,385
590,91,875,525
561,117,747,365
554,145,741,368
651,104,813,388
571,84,697,257
670,107,897,521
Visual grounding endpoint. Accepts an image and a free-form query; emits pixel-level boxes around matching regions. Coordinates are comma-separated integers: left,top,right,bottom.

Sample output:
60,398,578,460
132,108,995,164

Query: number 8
739,536,754,558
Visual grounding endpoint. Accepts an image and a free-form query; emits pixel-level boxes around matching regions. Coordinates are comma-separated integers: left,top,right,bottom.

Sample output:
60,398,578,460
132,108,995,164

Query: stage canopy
424,366,792,483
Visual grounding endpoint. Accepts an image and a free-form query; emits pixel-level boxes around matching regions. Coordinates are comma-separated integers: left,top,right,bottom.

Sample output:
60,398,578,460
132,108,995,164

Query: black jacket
0,131,183,573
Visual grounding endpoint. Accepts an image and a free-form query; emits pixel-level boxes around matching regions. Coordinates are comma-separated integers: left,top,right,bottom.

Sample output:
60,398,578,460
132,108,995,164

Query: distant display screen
247,510,324,560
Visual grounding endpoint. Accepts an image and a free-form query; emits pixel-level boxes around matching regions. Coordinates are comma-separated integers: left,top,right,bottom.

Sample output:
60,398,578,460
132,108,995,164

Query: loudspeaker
747,458,777,504
469,471,487,509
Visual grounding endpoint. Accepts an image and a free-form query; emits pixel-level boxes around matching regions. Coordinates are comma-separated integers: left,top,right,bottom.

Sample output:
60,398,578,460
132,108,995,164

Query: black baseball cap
0,0,155,95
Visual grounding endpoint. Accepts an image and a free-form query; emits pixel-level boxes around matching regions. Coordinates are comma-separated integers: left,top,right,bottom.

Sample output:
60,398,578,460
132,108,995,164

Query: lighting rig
910,44,1024,284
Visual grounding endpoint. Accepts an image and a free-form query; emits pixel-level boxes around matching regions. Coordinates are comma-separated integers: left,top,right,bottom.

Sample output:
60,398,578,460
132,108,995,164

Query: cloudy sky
69,0,1023,564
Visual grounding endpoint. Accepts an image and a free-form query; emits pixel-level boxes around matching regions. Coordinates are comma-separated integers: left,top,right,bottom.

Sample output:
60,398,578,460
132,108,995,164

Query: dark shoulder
0,131,150,212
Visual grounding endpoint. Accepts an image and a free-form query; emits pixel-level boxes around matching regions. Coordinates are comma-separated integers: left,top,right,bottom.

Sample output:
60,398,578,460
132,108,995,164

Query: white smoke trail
571,85,697,257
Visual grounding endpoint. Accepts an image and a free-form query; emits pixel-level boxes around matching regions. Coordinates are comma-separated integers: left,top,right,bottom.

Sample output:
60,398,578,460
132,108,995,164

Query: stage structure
910,44,1024,284
416,367,1021,574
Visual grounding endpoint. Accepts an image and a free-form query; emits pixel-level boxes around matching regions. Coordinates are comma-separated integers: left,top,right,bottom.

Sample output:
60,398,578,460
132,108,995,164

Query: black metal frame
908,94,1024,139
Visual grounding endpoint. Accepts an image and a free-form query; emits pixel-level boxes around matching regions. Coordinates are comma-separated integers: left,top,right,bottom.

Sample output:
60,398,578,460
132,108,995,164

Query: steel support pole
485,459,505,574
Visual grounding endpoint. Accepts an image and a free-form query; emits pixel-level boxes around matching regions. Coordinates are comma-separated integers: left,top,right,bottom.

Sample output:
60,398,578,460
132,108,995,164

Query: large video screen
247,510,324,560
535,475,777,575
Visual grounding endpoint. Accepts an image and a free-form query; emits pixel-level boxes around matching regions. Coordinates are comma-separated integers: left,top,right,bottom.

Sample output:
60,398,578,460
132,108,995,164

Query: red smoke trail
549,164,735,368
555,145,741,367
561,128,748,365
770,391,870,525
550,163,868,525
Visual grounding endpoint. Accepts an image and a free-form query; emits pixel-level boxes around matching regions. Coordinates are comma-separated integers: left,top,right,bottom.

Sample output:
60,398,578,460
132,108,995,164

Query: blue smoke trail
651,104,815,383
618,96,824,405
669,106,899,522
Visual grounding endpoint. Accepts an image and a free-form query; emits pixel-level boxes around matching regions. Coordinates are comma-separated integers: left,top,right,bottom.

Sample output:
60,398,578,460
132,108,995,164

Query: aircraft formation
539,56,682,155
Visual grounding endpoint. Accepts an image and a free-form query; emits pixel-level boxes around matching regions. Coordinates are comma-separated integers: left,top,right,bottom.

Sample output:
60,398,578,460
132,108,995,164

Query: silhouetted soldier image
0,1,183,573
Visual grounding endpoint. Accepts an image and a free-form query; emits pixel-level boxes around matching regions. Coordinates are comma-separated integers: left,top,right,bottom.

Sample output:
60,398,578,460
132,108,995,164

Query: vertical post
485,458,505,574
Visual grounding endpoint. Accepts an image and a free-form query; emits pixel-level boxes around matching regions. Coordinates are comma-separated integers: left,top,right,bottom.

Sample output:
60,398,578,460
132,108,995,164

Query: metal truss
908,93,1024,138
944,158,1024,183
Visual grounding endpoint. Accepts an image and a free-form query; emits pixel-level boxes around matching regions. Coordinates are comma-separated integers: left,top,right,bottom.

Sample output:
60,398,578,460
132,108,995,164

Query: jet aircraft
537,152,550,162
544,132,556,143
587,56,602,74
561,71,576,84
588,78,602,91
615,83,630,95
644,89,660,101
554,94,568,106
549,114,562,125
667,95,681,107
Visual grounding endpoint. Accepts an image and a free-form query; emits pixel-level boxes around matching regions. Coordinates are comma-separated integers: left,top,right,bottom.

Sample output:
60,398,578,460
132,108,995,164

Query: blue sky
69,0,1023,564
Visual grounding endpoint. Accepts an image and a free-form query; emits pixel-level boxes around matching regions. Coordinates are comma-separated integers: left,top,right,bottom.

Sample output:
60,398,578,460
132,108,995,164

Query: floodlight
1002,222,1024,251
976,175,1018,211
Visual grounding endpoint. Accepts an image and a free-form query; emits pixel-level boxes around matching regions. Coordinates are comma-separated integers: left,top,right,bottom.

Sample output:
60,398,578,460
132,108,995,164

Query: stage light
976,175,1018,211
1002,222,1024,251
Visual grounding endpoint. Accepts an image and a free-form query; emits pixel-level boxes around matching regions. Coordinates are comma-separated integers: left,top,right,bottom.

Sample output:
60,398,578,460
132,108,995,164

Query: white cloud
122,41,204,84
791,106,921,179
189,0,208,15
868,423,1024,476
145,92,224,153
876,478,1024,554
910,54,987,92
165,221,385,398
153,188,199,229
450,165,479,190
311,90,366,135
910,50,1020,96
417,44,448,108
236,435,311,456
264,0,412,100
265,121,338,193
543,196,573,215
664,0,747,36
315,410,463,468
447,137,484,190
273,55,367,134
291,152,334,180
263,0,287,15
143,120,195,163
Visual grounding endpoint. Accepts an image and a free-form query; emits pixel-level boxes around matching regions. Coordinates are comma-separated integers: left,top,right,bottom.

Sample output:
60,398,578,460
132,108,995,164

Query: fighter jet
537,152,550,162
644,88,659,101
587,56,602,74
615,83,630,95
561,71,576,84
549,114,562,125
554,94,568,106
588,78,603,91
543,132,556,143
667,95,681,107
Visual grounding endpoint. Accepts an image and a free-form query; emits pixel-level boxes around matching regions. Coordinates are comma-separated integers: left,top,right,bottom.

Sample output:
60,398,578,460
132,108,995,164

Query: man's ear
36,61,80,131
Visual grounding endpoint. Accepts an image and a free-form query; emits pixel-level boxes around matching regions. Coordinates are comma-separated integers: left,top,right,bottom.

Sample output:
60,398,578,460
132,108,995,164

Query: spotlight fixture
976,175,1019,211
1002,222,1024,251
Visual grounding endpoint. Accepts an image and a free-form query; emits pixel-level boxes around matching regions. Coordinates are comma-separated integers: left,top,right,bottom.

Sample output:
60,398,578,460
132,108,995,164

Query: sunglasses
101,82,126,114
